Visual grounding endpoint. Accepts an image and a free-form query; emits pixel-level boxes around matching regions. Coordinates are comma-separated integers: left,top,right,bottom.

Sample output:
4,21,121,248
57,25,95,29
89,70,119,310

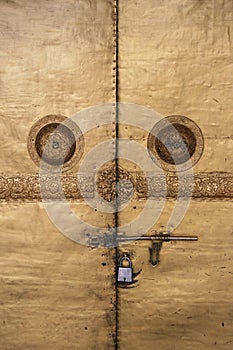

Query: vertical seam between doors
113,0,119,349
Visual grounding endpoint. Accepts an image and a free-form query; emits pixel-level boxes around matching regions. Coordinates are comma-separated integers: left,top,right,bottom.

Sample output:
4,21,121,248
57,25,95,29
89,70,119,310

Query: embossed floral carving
0,172,232,201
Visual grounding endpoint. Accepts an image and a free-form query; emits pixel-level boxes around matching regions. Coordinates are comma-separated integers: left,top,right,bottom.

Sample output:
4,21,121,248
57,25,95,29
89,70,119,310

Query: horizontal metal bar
117,236,198,242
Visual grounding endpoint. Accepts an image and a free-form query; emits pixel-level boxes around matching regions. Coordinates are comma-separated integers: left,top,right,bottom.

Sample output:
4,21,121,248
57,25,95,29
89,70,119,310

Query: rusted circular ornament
27,115,84,172
147,115,204,172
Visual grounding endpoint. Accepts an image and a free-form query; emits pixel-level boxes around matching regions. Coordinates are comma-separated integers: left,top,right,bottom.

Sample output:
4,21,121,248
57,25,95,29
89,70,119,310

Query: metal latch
117,232,198,266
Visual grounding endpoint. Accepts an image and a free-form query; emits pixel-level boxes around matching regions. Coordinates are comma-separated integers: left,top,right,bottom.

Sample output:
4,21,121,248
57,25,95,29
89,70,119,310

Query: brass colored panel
0,0,233,349
118,0,233,173
0,1,117,349
118,201,233,350
0,0,115,174
0,203,115,349
118,0,233,349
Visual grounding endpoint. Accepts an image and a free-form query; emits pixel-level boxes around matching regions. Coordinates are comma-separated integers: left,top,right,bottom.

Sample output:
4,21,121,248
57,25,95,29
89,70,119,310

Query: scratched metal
0,1,117,349
118,0,233,349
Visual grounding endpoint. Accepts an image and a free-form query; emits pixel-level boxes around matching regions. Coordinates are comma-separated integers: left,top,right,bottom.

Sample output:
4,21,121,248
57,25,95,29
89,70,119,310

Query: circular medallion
28,115,84,171
96,162,135,204
147,115,204,172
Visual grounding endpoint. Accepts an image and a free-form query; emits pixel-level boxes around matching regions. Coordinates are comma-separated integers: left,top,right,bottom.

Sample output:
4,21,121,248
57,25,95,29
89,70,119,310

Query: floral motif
0,172,232,201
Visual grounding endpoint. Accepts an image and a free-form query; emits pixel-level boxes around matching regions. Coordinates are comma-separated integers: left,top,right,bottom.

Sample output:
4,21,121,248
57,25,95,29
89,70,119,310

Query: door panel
0,203,115,349
118,0,233,173
0,1,116,349
118,201,233,350
0,0,114,173
118,0,233,349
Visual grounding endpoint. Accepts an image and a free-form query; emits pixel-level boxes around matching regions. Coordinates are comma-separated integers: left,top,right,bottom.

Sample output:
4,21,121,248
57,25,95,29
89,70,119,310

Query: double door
0,1,232,349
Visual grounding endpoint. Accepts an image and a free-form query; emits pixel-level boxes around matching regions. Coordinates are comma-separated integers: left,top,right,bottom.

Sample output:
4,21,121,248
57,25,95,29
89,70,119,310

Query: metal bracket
149,240,163,266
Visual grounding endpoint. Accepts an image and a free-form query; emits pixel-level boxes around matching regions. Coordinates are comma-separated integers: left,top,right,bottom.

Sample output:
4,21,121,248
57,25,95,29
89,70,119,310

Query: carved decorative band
0,172,232,201
135,172,233,199
0,175,93,201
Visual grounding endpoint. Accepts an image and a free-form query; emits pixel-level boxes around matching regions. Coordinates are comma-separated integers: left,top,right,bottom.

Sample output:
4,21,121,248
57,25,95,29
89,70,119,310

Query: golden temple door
0,1,233,350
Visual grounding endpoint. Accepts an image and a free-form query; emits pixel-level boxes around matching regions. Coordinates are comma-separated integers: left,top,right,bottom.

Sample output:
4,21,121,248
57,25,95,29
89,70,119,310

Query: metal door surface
117,1,233,349
1,1,233,350
0,1,117,349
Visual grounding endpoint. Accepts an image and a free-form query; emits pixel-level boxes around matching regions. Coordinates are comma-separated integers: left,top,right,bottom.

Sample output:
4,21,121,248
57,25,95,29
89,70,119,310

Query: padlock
117,255,133,283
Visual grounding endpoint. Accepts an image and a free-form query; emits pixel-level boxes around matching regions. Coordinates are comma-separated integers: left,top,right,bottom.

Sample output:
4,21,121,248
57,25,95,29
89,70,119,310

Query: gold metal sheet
118,0,233,173
118,0,233,349
0,203,115,349
0,0,233,348
0,0,117,348
118,200,233,350
0,0,115,174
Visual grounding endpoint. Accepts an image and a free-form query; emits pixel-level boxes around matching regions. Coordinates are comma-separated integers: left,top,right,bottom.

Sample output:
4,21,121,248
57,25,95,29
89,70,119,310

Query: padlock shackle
119,256,132,267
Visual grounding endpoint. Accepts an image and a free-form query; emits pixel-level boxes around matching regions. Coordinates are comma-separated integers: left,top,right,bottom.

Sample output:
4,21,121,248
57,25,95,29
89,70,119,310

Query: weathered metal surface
0,0,116,174
0,0,233,349
118,201,233,350
118,0,233,175
0,203,116,349
0,0,117,349
118,0,233,349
